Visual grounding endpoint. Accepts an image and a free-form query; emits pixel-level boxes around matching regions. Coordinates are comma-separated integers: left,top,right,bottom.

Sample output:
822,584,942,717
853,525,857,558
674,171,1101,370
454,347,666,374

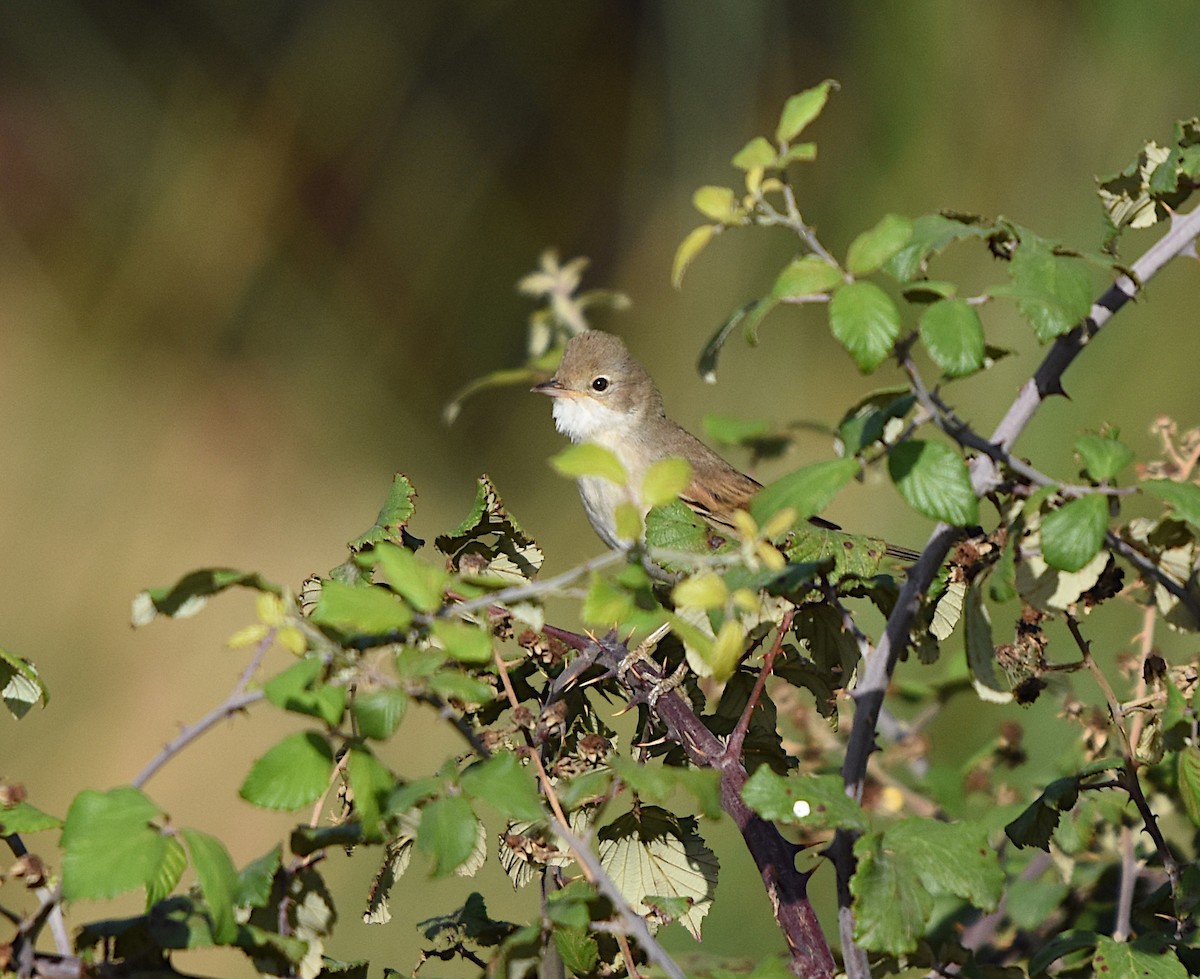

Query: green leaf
348,473,419,552
234,845,281,908
731,135,777,170
347,745,395,840
427,672,495,706
1143,480,1200,529
750,457,859,526
1093,936,1188,979
549,442,627,485
771,256,844,298
846,214,913,276
1004,775,1080,850
829,281,903,373
852,819,1002,955
180,828,238,943
692,185,741,223
672,224,716,288
598,807,718,940
888,440,979,525
435,475,543,583
883,212,991,283
352,688,407,741
775,80,835,143
1075,433,1134,483
239,732,335,810
0,800,61,834
741,768,867,831
1178,745,1200,827
642,458,693,508
263,657,346,727
460,753,545,822
443,364,548,427
132,568,281,627
836,389,915,455
370,542,448,613
964,582,1011,703
430,620,493,664
146,835,187,906
1040,494,1109,572
645,500,736,570
918,299,986,378
417,794,480,877
851,831,933,955
310,580,412,635
1002,234,1093,341
0,648,48,720
61,788,172,901
696,299,760,382
703,414,772,445
554,927,599,975
608,757,723,819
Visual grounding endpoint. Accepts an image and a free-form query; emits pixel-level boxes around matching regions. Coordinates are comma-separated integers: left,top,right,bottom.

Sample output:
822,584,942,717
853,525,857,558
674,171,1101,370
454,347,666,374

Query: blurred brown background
2,2,1198,974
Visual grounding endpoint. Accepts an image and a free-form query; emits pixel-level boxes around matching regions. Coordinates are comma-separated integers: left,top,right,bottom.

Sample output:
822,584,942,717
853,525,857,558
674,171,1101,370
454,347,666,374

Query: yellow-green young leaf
430,620,493,664
550,442,627,485
692,186,741,223
310,580,412,635
731,136,777,170
771,256,844,298
888,440,980,526
671,572,729,609
583,574,634,625
775,80,836,144
846,214,914,276
829,281,903,373
642,458,693,508
614,502,643,543
918,299,986,378
673,225,716,288
709,620,746,682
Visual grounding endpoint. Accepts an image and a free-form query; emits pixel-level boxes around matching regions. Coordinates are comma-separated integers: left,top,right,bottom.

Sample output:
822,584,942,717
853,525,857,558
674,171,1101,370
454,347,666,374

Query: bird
532,329,917,561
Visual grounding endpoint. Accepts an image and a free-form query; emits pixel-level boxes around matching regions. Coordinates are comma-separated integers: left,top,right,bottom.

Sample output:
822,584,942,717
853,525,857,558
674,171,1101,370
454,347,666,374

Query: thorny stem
545,624,835,979
834,203,1200,973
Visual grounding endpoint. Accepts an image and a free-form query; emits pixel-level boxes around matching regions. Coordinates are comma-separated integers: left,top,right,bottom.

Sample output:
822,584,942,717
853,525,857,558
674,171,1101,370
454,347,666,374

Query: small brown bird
533,330,915,559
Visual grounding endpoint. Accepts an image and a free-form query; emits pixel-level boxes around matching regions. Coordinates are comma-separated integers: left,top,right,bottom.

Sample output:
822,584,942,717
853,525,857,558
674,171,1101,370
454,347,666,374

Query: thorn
634,735,668,748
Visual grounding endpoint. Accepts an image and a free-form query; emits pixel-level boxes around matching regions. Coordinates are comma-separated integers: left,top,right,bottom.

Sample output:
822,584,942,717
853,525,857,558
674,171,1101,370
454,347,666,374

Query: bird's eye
591,376,609,392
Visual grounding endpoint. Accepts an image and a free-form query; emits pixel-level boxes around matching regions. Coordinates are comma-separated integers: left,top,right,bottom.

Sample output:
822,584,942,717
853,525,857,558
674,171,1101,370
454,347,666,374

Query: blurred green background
2,2,1198,975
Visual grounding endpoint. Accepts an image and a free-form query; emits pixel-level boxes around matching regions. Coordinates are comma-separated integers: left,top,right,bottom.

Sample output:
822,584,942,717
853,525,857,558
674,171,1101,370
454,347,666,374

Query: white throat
552,397,634,445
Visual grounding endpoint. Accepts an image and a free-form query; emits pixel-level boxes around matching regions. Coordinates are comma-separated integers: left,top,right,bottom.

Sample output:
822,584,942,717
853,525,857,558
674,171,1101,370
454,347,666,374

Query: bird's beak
532,377,573,398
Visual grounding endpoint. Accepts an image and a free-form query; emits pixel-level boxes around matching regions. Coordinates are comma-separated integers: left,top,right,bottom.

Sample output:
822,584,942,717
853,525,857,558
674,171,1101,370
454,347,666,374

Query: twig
726,609,794,760
494,645,686,979
551,818,685,979
1064,613,1182,923
835,203,1200,966
133,631,273,789
1106,531,1200,627
433,548,629,622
